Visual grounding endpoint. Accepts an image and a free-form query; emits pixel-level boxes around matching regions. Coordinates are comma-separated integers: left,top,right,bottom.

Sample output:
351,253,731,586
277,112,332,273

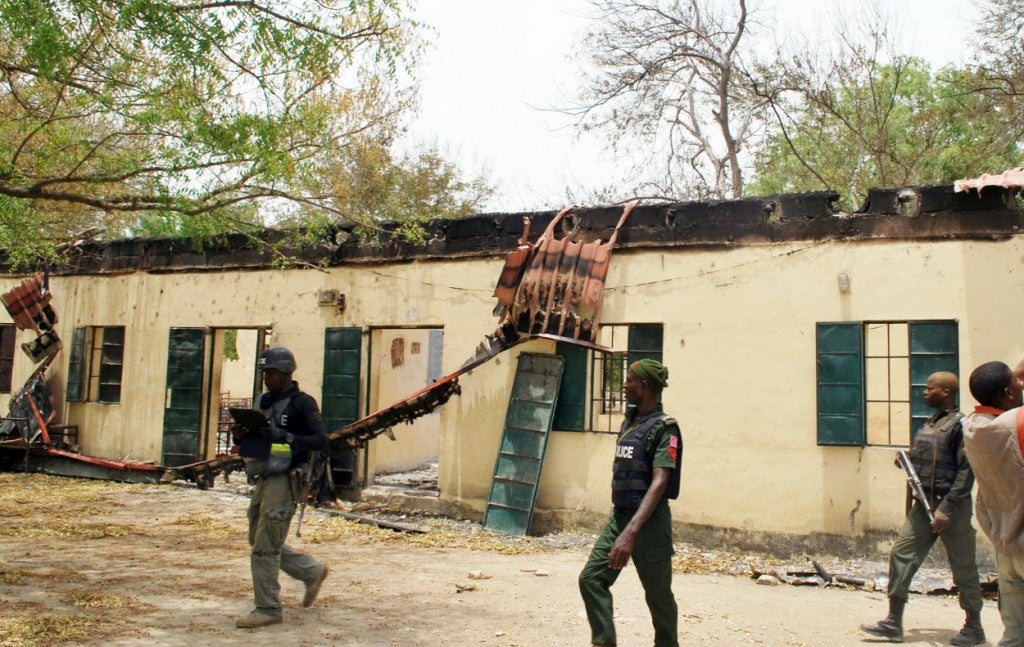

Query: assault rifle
294,451,327,538
897,449,935,524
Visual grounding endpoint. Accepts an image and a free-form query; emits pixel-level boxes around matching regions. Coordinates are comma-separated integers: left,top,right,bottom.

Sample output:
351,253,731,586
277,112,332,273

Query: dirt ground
0,472,1009,647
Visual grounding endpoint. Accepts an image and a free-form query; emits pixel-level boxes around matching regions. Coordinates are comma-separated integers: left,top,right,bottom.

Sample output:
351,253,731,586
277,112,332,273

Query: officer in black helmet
233,346,330,629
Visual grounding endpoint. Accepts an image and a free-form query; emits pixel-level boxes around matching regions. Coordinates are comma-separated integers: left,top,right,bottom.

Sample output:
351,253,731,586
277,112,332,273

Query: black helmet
258,346,296,373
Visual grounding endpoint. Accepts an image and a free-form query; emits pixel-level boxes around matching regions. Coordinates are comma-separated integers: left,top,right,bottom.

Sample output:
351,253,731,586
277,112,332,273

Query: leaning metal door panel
482,352,564,536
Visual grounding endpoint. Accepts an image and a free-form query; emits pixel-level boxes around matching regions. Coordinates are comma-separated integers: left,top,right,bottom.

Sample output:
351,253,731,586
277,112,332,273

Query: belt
250,470,290,484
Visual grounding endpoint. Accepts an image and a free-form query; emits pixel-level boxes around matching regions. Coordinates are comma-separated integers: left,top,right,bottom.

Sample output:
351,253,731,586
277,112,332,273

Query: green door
162,328,206,467
323,327,362,486
483,353,564,536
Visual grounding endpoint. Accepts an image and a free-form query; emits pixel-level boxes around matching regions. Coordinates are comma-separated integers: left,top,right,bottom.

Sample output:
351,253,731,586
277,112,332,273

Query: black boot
950,610,985,646
860,596,905,643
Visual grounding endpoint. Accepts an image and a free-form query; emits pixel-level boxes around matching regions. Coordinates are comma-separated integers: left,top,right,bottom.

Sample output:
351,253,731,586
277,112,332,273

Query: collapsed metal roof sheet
954,166,1024,192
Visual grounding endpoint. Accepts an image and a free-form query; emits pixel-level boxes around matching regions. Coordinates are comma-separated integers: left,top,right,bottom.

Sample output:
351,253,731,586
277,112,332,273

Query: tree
0,1,492,267
281,136,494,244
971,0,1024,150
748,55,1023,211
570,0,765,201
745,5,1024,211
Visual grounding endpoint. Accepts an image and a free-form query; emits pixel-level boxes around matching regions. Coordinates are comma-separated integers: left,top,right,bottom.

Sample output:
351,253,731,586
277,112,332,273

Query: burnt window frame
66,325,126,404
0,324,16,393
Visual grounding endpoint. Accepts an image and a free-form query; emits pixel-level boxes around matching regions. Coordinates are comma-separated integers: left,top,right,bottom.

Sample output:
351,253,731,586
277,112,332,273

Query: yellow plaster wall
8,258,498,467
444,235,1024,536
4,232,1024,537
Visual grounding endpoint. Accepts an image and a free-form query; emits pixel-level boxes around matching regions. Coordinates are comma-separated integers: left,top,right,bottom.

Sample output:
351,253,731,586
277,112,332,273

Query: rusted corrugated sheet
0,273,62,363
499,201,635,343
954,167,1024,192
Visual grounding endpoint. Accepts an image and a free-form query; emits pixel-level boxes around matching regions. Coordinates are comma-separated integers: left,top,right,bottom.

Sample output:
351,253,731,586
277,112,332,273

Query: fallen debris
318,507,428,534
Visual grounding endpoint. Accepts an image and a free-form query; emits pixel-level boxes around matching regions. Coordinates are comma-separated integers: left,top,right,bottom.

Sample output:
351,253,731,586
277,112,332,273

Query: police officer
579,358,682,647
860,371,984,645
234,346,330,629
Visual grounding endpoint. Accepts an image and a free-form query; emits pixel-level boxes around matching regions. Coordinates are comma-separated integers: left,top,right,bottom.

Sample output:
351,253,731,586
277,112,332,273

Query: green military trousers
995,550,1024,647
247,472,323,616
887,497,983,613
579,500,678,647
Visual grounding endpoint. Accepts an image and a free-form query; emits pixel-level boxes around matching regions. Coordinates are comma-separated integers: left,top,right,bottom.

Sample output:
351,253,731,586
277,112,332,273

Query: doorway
366,327,443,484
161,327,267,466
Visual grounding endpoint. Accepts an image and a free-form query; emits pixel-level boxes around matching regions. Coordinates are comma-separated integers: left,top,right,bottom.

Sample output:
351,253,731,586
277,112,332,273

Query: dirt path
0,473,1006,646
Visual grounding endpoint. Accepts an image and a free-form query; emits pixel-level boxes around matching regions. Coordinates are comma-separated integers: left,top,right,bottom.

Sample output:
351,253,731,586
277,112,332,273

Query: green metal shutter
322,327,361,486
817,322,865,446
66,327,86,402
627,324,664,365
97,326,124,403
909,321,959,435
161,328,205,467
553,341,587,431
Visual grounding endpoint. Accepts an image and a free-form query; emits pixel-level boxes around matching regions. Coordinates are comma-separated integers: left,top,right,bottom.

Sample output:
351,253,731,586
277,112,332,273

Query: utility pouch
242,395,294,482
242,443,292,482
242,456,268,482
267,442,293,474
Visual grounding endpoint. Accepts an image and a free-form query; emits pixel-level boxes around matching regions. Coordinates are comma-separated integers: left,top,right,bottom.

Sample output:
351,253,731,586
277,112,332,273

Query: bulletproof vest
910,409,963,495
240,395,293,481
611,413,682,509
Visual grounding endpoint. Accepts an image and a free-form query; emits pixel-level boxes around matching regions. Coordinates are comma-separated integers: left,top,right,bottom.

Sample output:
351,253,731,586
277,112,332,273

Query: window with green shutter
554,323,663,433
553,342,587,431
817,322,865,446
65,325,125,404
908,322,959,437
66,327,86,402
816,320,958,447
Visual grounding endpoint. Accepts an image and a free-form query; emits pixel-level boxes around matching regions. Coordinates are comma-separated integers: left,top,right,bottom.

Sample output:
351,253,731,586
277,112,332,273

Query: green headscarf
630,358,668,390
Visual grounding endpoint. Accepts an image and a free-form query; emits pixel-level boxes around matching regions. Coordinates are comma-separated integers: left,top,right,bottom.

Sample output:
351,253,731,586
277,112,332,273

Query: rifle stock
897,449,935,524
294,451,324,538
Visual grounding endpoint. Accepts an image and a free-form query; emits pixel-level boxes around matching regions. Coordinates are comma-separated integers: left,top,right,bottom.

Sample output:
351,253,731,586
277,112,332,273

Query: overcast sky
406,0,978,213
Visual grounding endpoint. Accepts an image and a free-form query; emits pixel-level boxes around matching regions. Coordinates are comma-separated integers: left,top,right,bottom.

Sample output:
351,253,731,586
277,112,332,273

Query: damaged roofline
30,184,1024,276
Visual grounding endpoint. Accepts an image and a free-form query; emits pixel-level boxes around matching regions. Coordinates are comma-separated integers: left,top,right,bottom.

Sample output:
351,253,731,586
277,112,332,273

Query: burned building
0,180,1021,549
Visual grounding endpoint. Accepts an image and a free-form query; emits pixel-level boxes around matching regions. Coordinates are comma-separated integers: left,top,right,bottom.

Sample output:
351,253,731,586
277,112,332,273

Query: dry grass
0,566,25,583
0,473,147,508
0,473,154,540
0,520,147,539
0,614,96,647
60,590,143,611
168,511,238,538
305,515,544,555
672,545,786,575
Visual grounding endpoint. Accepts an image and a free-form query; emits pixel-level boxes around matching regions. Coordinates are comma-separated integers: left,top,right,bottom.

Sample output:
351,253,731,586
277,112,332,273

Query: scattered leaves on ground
0,614,96,647
169,512,237,538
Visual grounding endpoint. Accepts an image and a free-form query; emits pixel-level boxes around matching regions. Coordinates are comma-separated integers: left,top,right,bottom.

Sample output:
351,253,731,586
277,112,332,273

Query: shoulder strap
638,413,671,435
937,410,962,433
647,414,677,450
265,395,293,429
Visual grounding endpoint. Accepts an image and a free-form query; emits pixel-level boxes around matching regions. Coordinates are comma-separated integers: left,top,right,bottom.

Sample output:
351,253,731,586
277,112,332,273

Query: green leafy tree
0,0,492,268
285,135,494,244
748,53,1023,211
